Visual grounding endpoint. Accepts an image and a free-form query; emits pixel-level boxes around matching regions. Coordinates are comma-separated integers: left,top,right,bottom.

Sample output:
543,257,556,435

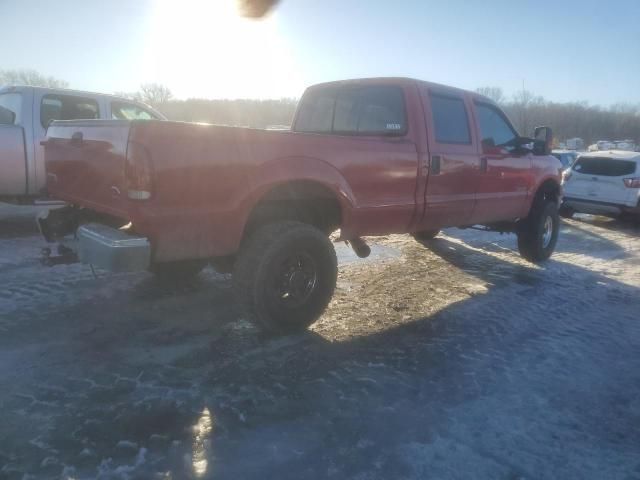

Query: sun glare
143,0,303,99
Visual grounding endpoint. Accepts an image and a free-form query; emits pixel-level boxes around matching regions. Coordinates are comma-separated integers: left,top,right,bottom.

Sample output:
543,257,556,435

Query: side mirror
533,126,553,155
0,106,16,125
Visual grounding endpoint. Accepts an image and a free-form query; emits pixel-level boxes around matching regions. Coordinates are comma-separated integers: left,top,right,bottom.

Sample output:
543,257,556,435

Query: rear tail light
125,141,153,200
623,177,640,188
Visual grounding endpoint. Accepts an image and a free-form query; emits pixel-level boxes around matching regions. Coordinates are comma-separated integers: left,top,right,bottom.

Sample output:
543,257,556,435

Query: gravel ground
1,203,639,480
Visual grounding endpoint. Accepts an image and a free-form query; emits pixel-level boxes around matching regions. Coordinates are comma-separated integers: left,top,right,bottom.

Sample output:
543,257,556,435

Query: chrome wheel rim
542,216,553,249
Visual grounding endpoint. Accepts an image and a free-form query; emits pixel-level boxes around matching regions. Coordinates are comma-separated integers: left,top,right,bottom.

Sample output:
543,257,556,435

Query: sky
1,0,639,105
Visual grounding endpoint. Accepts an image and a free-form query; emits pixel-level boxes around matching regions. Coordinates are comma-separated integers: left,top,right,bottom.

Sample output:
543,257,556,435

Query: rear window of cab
294,85,407,136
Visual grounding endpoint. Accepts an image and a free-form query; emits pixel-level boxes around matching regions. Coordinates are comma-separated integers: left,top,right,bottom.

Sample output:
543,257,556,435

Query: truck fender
238,155,357,235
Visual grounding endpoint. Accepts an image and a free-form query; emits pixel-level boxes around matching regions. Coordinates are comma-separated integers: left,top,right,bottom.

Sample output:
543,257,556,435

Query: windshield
0,92,22,125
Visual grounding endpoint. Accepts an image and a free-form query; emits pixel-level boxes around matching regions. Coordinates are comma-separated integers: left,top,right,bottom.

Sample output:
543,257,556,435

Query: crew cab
39,78,562,332
0,85,164,203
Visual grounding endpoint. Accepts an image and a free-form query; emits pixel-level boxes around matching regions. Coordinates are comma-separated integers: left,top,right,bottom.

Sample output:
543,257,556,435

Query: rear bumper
77,223,150,272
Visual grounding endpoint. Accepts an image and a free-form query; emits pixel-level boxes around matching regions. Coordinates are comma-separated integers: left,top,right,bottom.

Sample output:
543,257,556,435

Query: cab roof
579,150,640,161
0,85,162,116
305,77,495,104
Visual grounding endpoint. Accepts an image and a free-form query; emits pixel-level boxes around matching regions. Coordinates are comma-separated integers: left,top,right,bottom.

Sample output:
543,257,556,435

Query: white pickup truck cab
0,86,164,203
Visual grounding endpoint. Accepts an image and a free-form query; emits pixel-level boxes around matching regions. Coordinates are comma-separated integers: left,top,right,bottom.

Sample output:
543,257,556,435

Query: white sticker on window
386,123,402,130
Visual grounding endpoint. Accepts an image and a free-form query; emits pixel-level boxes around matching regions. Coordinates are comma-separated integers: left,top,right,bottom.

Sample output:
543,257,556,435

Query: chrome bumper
77,223,150,272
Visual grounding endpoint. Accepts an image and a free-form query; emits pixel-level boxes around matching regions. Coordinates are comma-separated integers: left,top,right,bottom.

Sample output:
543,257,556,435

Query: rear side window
573,157,637,176
430,94,471,144
111,101,157,120
475,102,517,148
0,93,22,125
40,94,100,128
295,85,407,136
294,88,336,133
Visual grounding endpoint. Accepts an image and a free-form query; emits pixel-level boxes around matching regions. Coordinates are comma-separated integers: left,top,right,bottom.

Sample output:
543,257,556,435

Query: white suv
561,150,640,219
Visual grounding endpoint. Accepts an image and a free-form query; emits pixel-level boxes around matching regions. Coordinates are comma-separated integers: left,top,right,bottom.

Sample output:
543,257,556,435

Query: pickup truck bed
41,77,562,332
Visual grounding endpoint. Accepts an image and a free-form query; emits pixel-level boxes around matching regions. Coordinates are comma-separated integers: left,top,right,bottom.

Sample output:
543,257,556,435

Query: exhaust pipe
347,237,370,258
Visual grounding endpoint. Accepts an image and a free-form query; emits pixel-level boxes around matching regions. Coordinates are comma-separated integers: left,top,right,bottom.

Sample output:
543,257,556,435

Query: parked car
552,149,579,170
561,150,640,219
38,77,562,332
0,85,165,203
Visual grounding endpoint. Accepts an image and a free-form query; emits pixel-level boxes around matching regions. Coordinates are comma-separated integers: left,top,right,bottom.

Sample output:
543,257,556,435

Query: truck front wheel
233,221,337,333
517,201,559,263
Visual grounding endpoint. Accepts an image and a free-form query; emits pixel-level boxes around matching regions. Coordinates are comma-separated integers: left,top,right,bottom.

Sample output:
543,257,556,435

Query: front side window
475,102,518,148
430,94,471,144
0,93,22,125
111,102,157,120
294,85,407,136
40,94,100,128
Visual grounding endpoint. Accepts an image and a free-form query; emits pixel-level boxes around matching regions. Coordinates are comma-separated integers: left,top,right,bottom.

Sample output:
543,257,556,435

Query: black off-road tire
517,201,559,263
233,221,337,333
150,259,206,281
412,229,440,242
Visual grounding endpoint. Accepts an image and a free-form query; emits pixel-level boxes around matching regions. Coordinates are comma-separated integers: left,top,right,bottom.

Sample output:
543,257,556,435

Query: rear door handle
480,157,488,173
430,155,441,175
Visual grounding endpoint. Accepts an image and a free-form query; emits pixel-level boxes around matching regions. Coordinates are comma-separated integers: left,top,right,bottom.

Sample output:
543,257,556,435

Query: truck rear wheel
233,221,337,333
517,201,559,263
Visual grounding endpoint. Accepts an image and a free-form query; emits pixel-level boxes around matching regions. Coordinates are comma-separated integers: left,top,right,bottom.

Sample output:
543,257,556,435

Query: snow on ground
0,204,639,479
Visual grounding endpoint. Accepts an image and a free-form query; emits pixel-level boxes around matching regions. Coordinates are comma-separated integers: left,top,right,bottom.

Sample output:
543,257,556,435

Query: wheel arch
531,177,562,209
237,156,358,242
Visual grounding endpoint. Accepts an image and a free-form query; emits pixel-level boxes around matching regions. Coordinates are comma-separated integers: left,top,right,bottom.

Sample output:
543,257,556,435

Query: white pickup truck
0,86,164,203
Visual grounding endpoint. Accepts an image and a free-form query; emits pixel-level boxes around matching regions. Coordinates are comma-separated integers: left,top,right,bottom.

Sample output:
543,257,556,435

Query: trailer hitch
41,244,78,267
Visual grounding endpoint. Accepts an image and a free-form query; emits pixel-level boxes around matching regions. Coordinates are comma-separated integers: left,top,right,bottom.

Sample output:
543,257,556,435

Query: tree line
477,87,640,146
2,69,638,144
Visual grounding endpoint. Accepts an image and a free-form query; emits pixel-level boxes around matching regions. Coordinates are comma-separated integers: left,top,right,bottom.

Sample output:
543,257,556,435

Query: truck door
0,92,27,196
33,92,102,195
470,101,532,223
420,89,480,228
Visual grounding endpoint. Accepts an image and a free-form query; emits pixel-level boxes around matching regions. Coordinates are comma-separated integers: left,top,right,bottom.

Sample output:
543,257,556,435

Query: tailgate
44,120,131,217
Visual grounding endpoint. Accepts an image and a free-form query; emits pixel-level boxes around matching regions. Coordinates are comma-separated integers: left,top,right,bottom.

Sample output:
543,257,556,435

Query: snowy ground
1,203,639,480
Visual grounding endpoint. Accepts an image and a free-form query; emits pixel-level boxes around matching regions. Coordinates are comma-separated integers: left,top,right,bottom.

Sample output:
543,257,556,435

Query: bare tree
475,86,505,104
0,69,68,88
136,83,173,107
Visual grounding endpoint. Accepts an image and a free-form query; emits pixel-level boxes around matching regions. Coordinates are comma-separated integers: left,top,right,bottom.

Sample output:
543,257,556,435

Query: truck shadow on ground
570,214,640,235
45,230,636,479
5,213,640,478
159,234,640,479
449,220,628,261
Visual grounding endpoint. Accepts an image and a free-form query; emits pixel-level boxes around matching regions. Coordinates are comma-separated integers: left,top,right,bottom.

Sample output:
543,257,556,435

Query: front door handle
480,157,488,173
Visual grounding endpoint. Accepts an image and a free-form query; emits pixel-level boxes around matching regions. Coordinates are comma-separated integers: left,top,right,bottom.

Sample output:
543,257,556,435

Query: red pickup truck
40,78,562,332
